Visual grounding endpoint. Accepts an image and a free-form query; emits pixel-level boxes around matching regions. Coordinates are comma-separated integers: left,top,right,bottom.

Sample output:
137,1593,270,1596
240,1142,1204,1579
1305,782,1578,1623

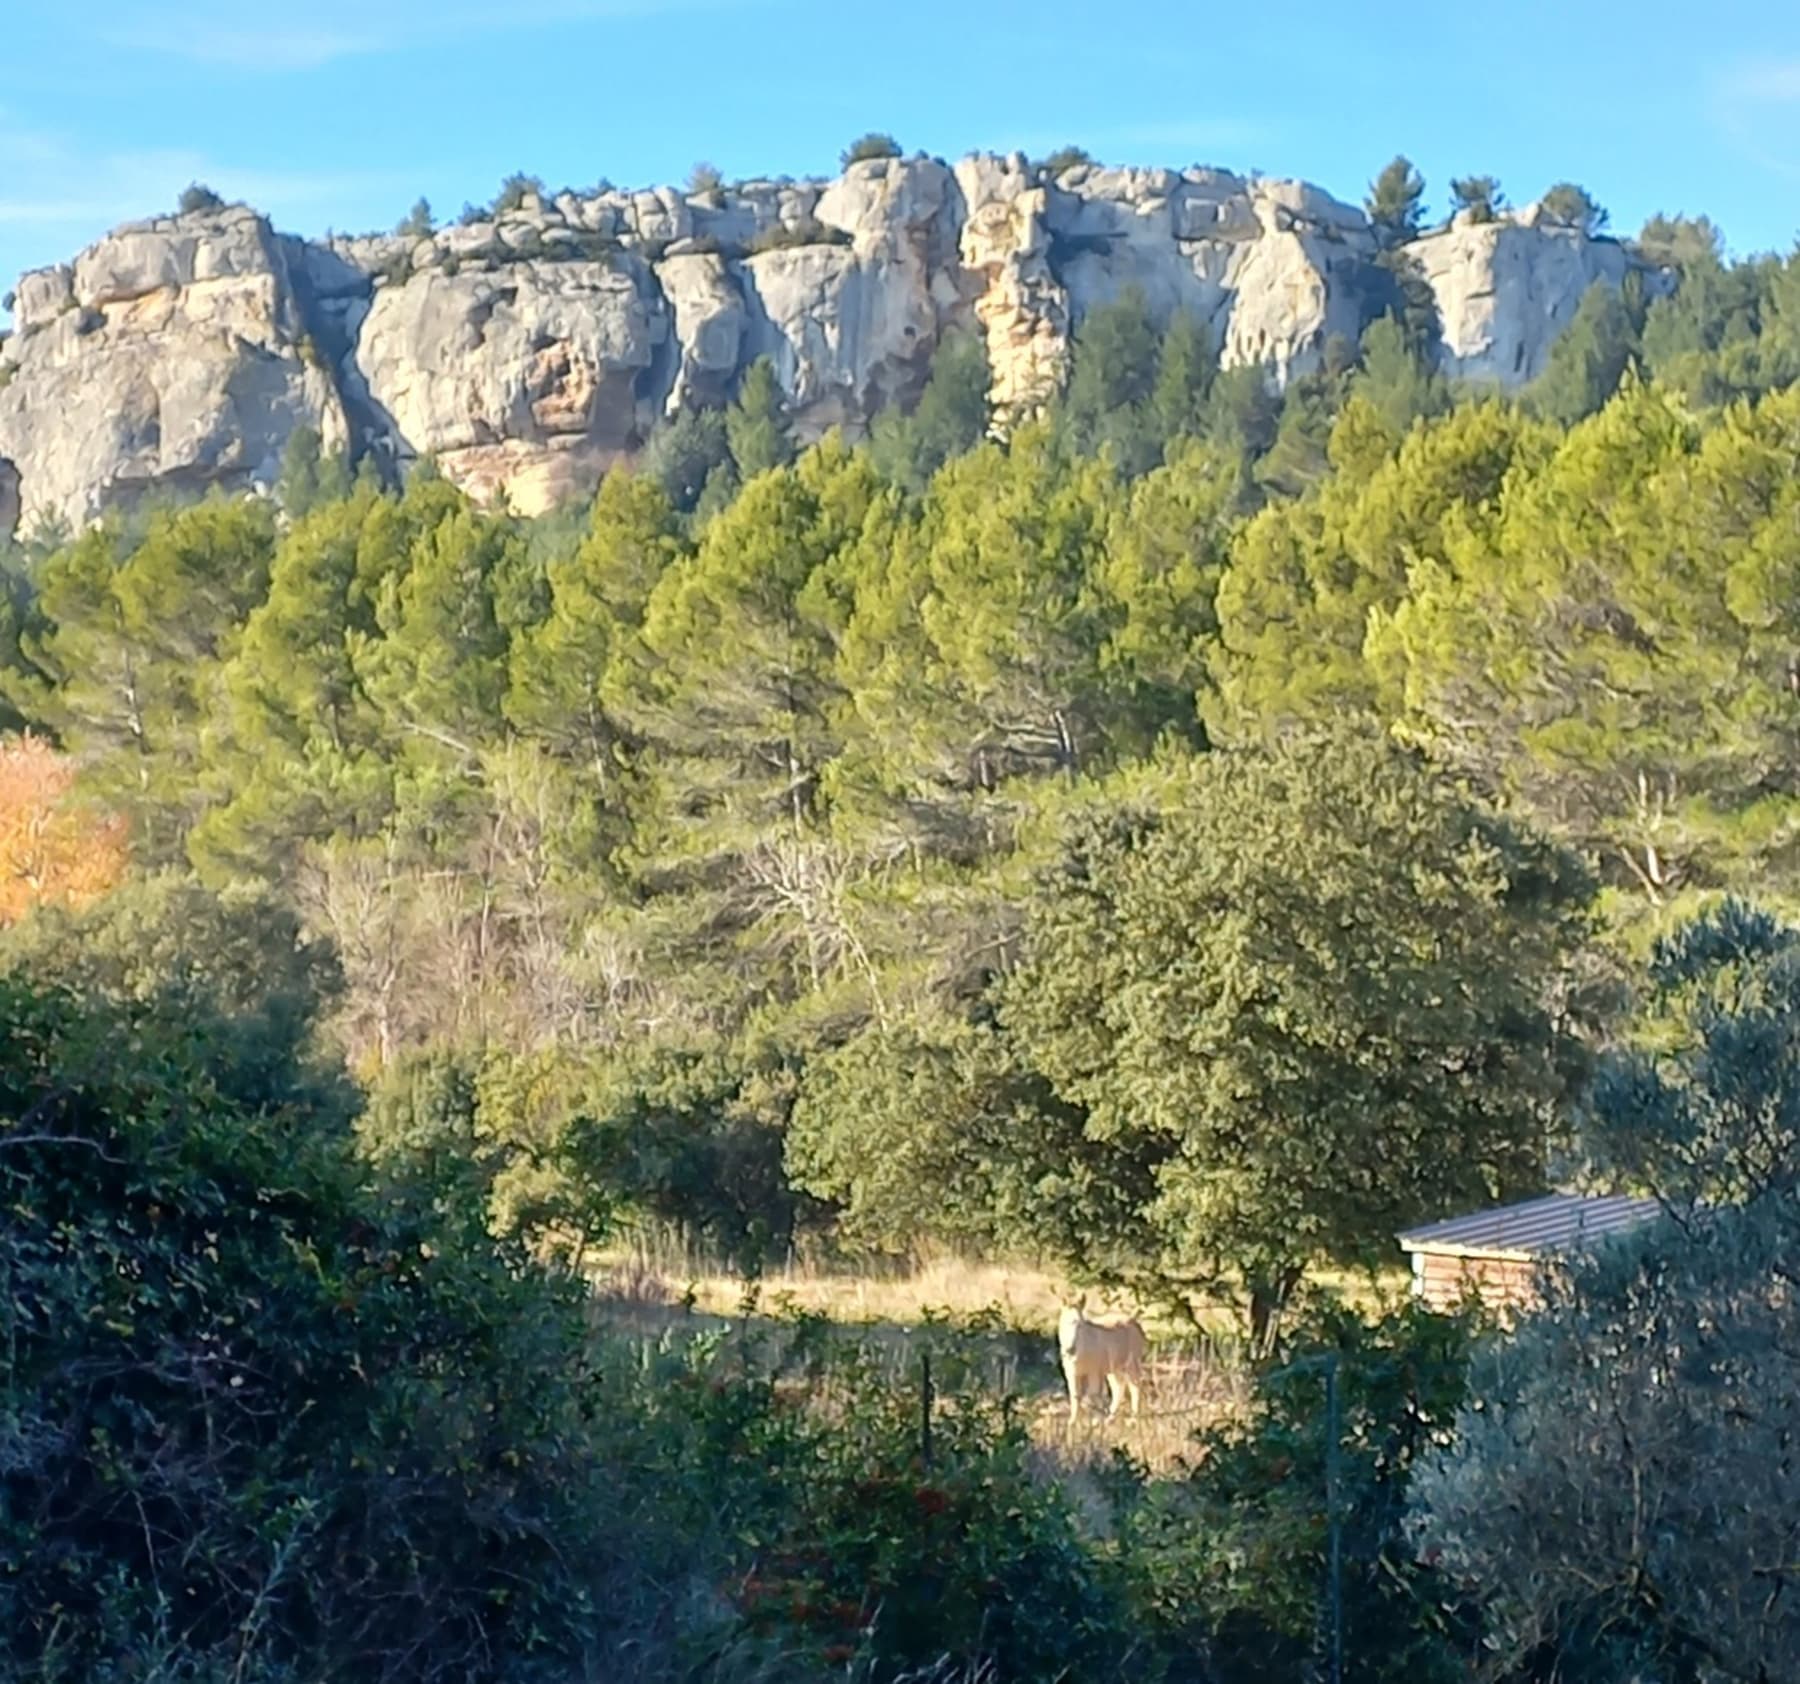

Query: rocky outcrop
355,258,668,513
0,207,345,536
0,156,1657,536
657,252,747,413
1041,167,1380,381
1408,208,1645,385
737,156,963,433
955,154,1070,415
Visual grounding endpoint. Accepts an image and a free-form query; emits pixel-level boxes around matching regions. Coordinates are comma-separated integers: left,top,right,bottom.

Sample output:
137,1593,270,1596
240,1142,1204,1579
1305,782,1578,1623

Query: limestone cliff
1407,204,1644,385
0,207,347,535
0,154,1659,535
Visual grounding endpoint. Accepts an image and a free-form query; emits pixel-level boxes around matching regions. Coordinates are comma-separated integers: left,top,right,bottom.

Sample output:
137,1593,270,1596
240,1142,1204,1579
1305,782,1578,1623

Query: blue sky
3,0,1800,319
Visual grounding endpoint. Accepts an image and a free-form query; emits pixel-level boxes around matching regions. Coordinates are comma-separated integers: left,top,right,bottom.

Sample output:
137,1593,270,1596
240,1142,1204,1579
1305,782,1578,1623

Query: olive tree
1410,899,1800,1682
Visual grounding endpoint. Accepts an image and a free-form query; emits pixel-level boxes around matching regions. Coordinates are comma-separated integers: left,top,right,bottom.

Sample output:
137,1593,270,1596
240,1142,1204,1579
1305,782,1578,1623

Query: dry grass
1025,1348,1251,1475
585,1234,1308,1472
590,1232,1410,1338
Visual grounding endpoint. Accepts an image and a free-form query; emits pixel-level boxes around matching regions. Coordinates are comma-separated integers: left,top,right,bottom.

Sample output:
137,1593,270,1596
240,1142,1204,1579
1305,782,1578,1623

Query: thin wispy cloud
1709,56,1800,185
1720,57,1800,103
101,0,742,71
102,26,381,72
0,120,410,242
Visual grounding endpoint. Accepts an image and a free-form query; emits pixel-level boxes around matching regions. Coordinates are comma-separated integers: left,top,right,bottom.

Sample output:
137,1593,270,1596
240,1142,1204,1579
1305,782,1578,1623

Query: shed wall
1415,1251,1541,1315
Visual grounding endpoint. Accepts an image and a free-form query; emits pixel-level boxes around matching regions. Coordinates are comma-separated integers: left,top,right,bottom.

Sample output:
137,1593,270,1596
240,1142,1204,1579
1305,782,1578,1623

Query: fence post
1325,1352,1343,1684
920,1349,934,1470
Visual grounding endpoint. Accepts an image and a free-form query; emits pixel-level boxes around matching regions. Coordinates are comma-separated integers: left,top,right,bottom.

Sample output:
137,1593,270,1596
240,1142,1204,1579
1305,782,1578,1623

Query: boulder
72,207,295,316
12,265,74,334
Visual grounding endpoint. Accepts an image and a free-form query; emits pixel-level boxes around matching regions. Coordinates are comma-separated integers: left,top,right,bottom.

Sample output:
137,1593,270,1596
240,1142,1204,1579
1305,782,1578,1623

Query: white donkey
1057,1301,1147,1423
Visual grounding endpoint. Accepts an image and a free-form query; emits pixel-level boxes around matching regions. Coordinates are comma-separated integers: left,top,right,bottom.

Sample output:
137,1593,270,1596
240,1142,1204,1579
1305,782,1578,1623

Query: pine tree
1539,182,1609,236
276,426,354,519
1528,280,1640,425
1148,311,1218,447
1211,399,1550,736
1447,175,1505,223
837,426,1128,794
395,197,435,239
1354,312,1446,434
1056,288,1162,475
1365,155,1426,250
616,443,881,1016
867,331,991,493
726,359,795,480
507,468,683,771
19,500,278,857
640,407,732,513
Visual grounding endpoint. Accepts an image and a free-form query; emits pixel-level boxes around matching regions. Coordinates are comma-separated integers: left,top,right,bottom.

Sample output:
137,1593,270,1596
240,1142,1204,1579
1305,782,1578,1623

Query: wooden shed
1396,1193,1662,1316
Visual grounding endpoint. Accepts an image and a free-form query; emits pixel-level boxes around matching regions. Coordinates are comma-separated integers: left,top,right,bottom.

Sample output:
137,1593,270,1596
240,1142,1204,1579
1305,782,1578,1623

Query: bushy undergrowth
0,974,719,1684
1107,1300,1484,1684
665,1310,1172,1681
0,944,1194,1683
0,892,1498,1683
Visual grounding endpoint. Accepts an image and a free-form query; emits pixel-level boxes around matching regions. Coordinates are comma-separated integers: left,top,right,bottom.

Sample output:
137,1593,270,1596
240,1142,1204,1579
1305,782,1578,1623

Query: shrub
0,953,728,1682
687,160,725,195
374,247,414,288
1412,1192,1800,1681
1041,145,1096,177
1538,181,1609,236
746,218,853,255
178,182,225,216
557,1042,822,1267
394,196,434,239
690,1312,1152,1682
493,171,544,216
0,736,126,925
1123,1299,1483,1684
840,132,902,168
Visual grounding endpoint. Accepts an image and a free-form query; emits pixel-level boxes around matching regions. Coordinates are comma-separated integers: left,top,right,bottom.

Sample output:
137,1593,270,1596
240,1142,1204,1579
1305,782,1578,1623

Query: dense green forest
8,201,1800,1681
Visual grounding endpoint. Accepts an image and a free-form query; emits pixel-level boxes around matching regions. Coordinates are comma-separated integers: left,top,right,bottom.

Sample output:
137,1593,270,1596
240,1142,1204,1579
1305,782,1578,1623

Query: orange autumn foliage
0,734,128,926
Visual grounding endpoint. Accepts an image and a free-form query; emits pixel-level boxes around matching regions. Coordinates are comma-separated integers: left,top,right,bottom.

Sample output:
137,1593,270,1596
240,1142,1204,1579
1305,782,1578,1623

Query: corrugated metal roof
1395,1193,1663,1261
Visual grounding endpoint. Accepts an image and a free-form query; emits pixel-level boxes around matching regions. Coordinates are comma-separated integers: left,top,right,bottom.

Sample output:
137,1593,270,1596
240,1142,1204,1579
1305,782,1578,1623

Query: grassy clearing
585,1236,1409,1474
590,1231,1411,1337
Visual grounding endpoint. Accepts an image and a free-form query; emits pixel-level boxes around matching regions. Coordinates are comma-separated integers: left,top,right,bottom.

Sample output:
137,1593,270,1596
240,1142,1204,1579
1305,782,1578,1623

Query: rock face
0,157,1658,535
0,458,18,542
1408,211,1644,385
355,258,668,512
0,207,346,536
